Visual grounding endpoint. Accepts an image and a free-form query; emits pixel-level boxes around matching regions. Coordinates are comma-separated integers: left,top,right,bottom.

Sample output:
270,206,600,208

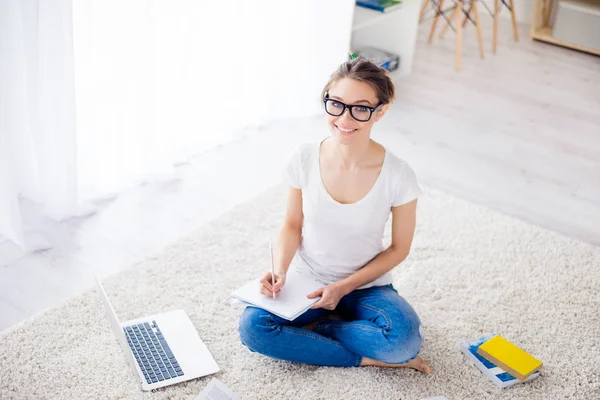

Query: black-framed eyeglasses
323,96,383,122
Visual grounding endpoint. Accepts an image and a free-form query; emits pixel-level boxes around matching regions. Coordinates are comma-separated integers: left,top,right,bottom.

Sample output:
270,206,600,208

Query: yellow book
477,335,543,381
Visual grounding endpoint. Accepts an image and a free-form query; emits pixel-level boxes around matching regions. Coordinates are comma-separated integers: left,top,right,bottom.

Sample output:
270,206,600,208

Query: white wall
499,0,534,24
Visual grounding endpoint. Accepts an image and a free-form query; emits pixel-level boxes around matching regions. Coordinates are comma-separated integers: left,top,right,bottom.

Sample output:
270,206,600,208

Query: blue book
356,0,403,13
460,335,541,389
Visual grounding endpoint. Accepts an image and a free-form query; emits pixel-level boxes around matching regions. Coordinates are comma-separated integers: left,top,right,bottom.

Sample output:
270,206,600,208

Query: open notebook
231,267,323,321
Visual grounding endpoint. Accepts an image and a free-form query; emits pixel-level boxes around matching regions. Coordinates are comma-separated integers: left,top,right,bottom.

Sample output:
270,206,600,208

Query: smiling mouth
335,124,357,135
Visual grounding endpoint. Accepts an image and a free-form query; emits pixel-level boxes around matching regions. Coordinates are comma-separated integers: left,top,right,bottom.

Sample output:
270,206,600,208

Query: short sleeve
392,163,422,207
283,146,303,189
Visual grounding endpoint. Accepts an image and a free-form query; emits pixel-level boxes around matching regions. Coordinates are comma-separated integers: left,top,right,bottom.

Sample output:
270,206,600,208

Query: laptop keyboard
124,320,184,384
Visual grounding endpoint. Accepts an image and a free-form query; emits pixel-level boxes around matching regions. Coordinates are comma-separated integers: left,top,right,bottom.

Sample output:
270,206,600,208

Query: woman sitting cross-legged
238,58,431,373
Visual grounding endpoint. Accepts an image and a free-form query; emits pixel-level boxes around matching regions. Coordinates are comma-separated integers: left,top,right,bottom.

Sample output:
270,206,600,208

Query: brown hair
321,58,395,105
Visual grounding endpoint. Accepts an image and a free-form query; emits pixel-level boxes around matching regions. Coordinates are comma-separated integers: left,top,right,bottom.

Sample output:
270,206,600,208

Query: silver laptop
95,275,220,391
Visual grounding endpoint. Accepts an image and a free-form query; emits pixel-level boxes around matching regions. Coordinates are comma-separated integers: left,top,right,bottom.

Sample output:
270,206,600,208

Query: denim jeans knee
375,324,423,364
238,306,276,352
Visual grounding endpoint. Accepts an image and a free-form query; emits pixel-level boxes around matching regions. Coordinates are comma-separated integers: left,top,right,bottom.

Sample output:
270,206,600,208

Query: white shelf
350,2,421,76
352,1,419,31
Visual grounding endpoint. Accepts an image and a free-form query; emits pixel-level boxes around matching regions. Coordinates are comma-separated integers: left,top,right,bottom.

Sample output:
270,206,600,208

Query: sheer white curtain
0,0,77,250
0,0,355,251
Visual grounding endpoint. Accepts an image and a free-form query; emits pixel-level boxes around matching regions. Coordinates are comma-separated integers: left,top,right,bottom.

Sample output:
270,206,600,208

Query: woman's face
325,78,388,145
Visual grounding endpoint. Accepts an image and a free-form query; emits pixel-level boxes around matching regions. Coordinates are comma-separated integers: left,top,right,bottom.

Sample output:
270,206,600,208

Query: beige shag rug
1,185,599,400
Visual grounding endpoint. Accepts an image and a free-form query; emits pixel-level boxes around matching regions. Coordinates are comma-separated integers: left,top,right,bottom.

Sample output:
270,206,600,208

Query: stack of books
460,335,543,388
356,0,403,13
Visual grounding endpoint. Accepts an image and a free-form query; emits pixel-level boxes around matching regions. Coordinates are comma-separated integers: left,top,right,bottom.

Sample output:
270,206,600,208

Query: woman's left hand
307,283,346,310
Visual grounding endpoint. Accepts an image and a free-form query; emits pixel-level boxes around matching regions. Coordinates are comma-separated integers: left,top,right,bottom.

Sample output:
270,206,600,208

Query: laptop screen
95,275,139,376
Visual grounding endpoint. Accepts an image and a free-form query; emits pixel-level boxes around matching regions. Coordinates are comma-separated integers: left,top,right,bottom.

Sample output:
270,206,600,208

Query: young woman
238,59,431,373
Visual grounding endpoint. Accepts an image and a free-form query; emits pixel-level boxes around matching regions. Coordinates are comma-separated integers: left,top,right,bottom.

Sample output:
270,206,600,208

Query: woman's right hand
259,272,286,298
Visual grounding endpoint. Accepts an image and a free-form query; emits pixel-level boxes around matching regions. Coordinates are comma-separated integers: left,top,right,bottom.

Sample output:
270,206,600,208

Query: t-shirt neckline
316,137,387,206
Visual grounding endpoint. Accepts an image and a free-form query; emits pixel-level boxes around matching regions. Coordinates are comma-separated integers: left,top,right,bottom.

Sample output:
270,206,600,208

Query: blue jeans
238,284,423,367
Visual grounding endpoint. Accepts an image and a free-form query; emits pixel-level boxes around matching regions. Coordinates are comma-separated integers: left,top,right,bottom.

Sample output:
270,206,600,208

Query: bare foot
360,356,432,374
405,356,433,373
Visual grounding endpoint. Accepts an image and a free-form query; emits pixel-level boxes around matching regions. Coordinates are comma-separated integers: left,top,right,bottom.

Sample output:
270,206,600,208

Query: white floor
1,20,599,332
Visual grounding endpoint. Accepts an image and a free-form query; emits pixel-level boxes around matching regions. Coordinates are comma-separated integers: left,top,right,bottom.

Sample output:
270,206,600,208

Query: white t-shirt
284,139,422,290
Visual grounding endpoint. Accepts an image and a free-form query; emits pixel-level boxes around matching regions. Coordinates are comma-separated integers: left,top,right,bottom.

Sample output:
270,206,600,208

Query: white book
231,267,323,321
194,378,240,400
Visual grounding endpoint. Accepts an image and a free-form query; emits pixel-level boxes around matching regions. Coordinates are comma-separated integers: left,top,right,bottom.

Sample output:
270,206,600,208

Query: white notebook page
231,268,323,320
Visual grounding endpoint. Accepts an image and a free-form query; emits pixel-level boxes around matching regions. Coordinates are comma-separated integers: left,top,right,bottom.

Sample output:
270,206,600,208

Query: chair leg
429,0,445,43
420,0,432,23
509,0,519,41
441,2,475,41
462,2,474,27
493,0,498,53
439,6,457,39
473,0,484,58
455,0,463,71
